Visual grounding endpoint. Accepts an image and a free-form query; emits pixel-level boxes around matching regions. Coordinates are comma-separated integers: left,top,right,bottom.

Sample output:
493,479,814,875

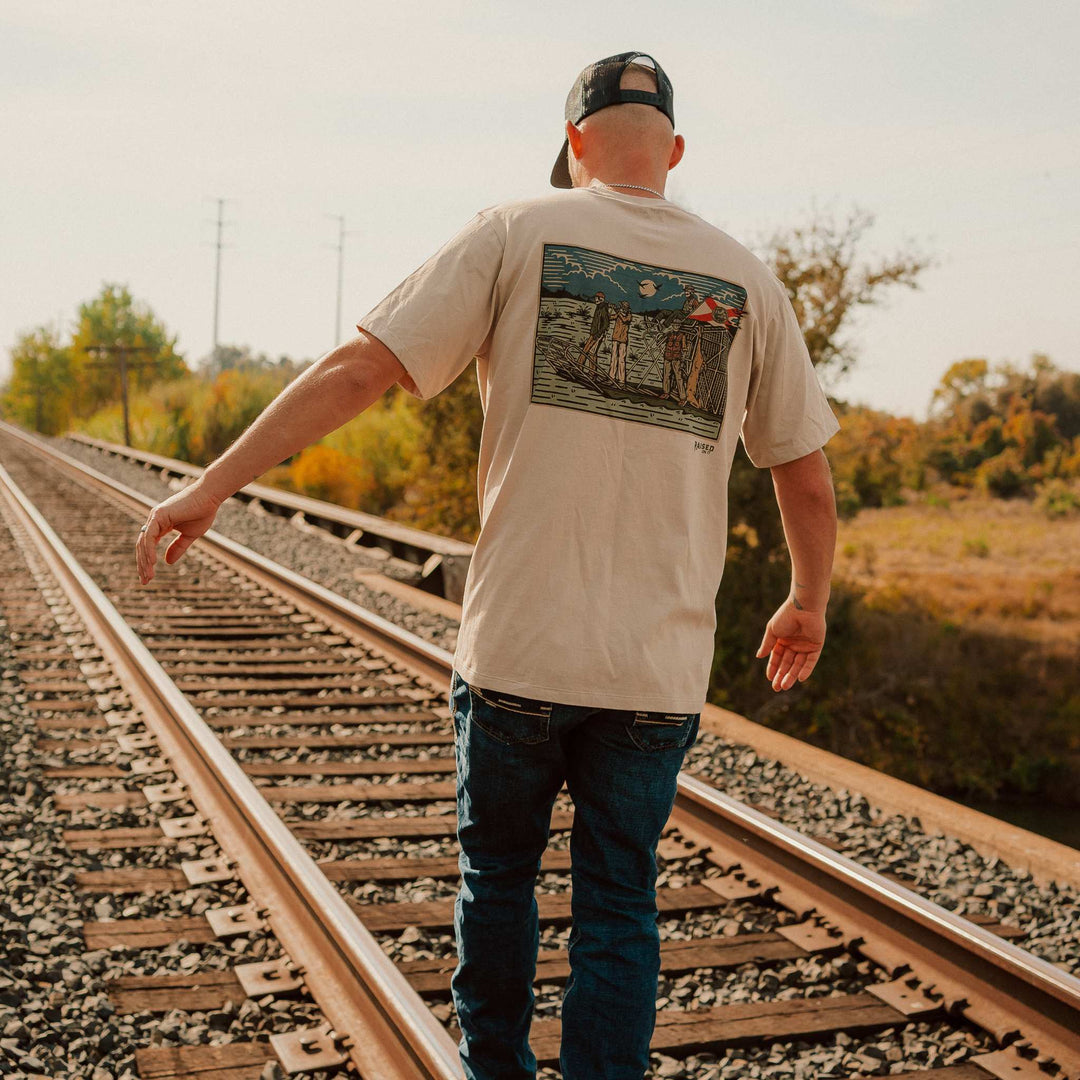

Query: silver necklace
603,182,666,200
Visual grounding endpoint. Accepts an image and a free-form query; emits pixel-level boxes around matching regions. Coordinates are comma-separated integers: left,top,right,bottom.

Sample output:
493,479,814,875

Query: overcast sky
3,0,1077,418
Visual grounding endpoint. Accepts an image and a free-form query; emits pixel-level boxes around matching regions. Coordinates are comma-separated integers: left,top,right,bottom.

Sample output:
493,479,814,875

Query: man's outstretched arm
135,331,405,584
756,448,837,692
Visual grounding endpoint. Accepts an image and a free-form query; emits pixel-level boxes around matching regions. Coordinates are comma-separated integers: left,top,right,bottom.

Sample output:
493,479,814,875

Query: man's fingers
165,533,194,565
796,651,821,683
778,652,808,691
756,626,777,659
771,648,798,691
136,509,170,584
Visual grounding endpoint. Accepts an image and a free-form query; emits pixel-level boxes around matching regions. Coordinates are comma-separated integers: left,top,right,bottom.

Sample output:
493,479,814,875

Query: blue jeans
449,670,700,1080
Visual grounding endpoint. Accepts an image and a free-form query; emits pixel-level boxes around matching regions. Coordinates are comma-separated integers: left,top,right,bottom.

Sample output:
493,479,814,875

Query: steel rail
3,422,1079,1071
0,456,464,1078
65,431,474,602
672,777,1080,1069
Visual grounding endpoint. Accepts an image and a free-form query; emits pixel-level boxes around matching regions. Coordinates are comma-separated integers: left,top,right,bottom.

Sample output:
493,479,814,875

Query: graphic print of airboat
531,244,748,439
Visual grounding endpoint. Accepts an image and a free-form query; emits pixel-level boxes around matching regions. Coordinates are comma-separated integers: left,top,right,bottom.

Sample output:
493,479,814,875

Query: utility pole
84,344,156,448
326,214,359,349
207,197,234,361
31,358,44,433
332,214,345,347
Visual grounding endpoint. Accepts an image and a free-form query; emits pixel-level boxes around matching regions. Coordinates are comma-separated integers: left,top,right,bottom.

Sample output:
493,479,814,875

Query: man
577,290,610,374
135,50,838,1080
659,283,696,401
608,299,632,383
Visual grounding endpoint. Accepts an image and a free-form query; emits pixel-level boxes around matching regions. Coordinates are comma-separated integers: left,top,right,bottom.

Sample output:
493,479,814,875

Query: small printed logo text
693,441,715,455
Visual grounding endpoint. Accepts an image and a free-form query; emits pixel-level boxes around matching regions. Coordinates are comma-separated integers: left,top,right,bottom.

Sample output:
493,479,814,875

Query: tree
202,343,308,378
763,207,931,378
711,209,930,709
2,327,72,435
388,372,484,541
68,283,187,419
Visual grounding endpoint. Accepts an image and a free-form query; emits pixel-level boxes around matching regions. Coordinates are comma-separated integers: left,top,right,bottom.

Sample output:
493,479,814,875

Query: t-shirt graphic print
531,243,748,440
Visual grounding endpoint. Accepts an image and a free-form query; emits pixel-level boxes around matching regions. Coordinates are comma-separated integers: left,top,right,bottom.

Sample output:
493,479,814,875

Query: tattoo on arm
793,582,807,611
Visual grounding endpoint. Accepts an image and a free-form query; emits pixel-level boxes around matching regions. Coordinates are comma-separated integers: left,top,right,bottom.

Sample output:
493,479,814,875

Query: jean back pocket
626,710,699,753
466,683,553,746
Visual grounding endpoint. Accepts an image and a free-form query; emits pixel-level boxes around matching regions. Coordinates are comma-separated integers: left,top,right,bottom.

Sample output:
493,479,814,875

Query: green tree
388,372,484,541
69,283,187,419
2,327,72,434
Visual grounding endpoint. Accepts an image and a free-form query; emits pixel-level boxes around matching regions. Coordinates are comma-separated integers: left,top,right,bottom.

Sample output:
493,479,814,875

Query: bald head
566,64,684,191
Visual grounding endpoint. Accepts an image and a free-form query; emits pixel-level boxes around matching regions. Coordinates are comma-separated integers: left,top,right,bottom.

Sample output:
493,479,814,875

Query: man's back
360,181,837,712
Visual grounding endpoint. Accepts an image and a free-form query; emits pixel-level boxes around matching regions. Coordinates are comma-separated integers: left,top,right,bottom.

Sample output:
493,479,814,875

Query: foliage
321,390,424,516
924,354,1080,494
78,367,297,464
2,327,72,434
201,343,307,379
386,371,484,541
1036,478,1080,519
730,585,1079,802
825,403,924,517
1,284,186,435
288,444,375,506
68,283,187,417
762,207,930,378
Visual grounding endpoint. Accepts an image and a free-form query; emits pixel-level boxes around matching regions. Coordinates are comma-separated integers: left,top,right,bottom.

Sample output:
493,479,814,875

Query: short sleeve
357,212,504,400
740,280,840,467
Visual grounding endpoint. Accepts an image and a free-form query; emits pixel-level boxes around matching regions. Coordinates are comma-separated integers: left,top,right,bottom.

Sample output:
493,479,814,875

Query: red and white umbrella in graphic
688,298,741,327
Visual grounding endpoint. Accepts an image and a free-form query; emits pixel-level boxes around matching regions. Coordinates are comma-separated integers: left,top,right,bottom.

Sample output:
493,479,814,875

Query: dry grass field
835,494,1080,652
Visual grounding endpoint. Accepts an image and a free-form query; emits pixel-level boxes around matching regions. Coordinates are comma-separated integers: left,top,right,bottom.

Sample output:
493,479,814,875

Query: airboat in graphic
531,244,748,439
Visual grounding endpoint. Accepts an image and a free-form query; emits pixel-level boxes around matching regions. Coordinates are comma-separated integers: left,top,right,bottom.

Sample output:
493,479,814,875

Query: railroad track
0,419,1077,1080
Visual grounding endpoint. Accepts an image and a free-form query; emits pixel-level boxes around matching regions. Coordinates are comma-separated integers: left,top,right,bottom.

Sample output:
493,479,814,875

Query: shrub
974,448,1031,498
962,536,990,558
1035,478,1080,519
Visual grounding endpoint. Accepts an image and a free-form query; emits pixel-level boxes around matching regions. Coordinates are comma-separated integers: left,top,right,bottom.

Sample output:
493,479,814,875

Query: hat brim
550,137,572,188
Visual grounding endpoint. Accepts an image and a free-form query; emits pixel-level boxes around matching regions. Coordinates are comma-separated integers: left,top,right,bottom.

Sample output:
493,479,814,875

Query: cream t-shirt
359,181,839,712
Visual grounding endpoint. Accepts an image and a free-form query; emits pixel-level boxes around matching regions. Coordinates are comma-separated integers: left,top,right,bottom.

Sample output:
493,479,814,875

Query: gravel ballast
0,495,338,1078
0,432,1071,1079
49,435,1079,978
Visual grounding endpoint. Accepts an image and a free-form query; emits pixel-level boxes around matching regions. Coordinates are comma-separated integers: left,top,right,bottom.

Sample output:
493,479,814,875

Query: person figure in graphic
577,291,609,374
608,300,632,384
660,283,697,401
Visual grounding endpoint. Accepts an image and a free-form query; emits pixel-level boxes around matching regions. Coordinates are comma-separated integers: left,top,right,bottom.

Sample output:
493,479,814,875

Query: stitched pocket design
467,684,552,746
626,711,699,752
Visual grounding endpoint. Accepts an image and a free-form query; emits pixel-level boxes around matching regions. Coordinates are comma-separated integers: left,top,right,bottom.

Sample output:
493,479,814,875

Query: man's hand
756,598,827,692
135,481,223,585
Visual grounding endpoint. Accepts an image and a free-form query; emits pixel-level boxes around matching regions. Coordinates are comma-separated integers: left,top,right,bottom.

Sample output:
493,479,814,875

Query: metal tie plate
775,919,844,954
160,815,208,839
181,857,236,886
971,1049,1055,1080
142,780,187,804
233,959,305,999
866,976,943,1017
702,871,764,901
269,1024,349,1074
656,836,701,863
205,903,264,938
129,756,171,777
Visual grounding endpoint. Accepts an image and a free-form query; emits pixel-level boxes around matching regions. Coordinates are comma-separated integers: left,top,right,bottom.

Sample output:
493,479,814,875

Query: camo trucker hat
550,51,675,189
